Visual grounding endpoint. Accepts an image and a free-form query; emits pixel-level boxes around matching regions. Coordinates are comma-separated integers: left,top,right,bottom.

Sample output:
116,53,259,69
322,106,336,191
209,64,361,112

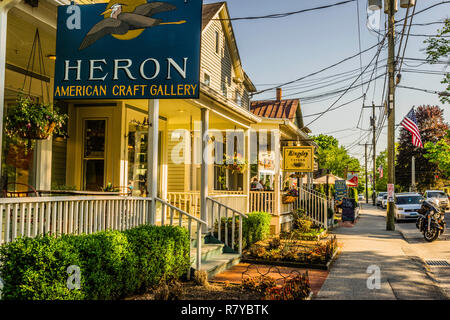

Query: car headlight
433,212,441,219
397,207,404,211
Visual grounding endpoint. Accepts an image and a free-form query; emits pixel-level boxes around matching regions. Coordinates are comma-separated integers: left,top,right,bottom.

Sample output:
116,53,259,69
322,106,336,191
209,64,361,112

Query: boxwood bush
0,225,189,300
243,211,272,248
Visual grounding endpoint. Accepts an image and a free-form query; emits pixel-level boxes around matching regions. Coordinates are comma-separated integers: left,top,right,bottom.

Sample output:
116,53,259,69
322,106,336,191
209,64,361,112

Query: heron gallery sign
54,0,202,100
282,146,315,172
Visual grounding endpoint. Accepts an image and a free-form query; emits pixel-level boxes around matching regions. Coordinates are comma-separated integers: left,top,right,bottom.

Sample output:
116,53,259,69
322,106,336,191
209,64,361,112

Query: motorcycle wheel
423,227,439,242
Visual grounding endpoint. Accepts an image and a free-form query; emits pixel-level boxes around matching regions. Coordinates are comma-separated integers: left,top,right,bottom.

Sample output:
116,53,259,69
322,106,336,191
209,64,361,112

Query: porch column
273,129,281,233
0,0,21,178
243,128,251,213
148,99,159,225
200,108,209,232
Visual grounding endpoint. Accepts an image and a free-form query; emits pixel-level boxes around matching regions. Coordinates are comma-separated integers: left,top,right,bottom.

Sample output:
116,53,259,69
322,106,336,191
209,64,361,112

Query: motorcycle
416,199,446,242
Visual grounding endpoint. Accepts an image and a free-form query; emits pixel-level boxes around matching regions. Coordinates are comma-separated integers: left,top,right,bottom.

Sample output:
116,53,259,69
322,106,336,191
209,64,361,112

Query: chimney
276,87,282,101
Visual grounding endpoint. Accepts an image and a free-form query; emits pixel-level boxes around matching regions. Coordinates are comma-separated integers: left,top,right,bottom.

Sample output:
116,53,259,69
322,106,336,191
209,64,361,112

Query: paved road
394,208,450,299
316,204,448,300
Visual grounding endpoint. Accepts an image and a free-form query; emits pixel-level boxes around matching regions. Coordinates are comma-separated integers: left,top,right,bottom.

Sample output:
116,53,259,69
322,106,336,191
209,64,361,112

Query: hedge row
0,225,190,300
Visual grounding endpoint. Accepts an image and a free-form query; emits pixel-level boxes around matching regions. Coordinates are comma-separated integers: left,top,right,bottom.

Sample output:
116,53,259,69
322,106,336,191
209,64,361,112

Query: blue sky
204,0,449,167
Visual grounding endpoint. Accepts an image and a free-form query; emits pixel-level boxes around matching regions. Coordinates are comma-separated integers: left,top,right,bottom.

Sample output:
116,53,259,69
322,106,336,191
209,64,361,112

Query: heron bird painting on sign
79,0,187,50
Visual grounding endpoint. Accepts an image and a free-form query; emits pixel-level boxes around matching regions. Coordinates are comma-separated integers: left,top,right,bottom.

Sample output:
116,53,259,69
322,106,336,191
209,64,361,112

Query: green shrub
124,225,190,291
0,225,190,300
0,235,84,300
64,231,138,300
243,212,271,248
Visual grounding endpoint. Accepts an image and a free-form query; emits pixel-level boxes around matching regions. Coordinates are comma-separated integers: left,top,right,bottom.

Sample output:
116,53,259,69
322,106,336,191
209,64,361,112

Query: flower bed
242,236,338,270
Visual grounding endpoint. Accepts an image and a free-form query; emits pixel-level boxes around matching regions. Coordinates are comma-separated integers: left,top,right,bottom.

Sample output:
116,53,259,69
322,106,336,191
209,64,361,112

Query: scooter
416,200,446,242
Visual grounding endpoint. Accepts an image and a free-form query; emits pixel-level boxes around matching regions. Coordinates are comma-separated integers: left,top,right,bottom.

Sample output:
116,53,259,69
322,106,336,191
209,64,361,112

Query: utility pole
371,103,377,206
386,0,396,231
411,156,416,192
363,103,382,205
365,143,369,204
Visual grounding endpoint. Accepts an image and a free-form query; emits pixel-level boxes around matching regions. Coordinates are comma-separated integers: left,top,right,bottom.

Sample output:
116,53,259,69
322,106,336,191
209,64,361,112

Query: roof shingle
250,99,299,120
202,2,225,30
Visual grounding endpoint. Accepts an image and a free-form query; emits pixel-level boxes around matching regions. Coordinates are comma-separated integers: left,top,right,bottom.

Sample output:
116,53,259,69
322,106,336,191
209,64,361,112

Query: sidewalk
316,204,447,300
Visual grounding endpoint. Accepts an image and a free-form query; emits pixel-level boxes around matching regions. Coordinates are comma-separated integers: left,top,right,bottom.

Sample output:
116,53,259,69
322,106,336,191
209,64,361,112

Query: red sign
347,173,358,187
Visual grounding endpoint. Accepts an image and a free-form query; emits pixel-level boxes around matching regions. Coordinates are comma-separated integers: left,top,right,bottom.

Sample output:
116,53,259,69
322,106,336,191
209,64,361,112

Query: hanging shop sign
347,172,358,187
335,180,348,201
258,151,275,173
54,0,202,100
282,146,314,172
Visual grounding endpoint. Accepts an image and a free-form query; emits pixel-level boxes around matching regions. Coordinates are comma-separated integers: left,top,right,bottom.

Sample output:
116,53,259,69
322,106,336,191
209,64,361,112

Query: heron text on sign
54,0,202,100
282,146,314,172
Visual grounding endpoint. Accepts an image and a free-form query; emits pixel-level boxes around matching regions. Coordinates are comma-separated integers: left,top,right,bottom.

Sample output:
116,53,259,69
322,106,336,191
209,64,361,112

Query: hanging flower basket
283,189,298,204
282,196,297,204
221,153,247,174
5,95,67,141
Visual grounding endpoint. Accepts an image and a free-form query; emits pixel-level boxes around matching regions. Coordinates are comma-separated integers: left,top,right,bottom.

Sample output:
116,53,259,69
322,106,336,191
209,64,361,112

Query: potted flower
283,188,298,204
222,152,247,174
5,95,68,141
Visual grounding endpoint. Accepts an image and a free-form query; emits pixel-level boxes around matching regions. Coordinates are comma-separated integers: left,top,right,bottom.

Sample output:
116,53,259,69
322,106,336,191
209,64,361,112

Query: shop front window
83,119,106,191
127,120,162,197
128,124,148,197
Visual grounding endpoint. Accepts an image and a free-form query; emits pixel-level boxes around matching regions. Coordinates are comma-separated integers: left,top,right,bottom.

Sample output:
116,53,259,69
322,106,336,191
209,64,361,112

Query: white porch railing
206,197,247,254
0,196,150,245
166,191,245,218
0,196,208,274
297,187,330,229
155,197,207,273
249,191,274,213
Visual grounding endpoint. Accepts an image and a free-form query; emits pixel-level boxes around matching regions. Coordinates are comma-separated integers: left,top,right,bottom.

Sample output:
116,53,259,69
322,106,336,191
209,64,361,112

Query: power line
252,36,387,96
304,35,387,128
397,84,448,95
211,0,356,21
303,95,364,118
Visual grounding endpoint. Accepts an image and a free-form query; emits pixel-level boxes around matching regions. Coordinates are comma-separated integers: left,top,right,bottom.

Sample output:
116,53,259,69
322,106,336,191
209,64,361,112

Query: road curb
397,228,450,300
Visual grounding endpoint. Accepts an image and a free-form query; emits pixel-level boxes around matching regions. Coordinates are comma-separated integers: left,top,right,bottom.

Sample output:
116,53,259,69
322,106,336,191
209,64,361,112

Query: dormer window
221,82,227,98
204,73,210,86
236,92,242,107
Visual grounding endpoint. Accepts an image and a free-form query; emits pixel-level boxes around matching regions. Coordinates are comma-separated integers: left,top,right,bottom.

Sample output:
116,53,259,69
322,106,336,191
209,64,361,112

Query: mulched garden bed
125,281,264,300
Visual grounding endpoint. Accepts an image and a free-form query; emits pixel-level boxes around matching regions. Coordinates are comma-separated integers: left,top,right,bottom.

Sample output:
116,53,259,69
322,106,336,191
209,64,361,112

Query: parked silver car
381,194,388,209
394,193,424,222
376,192,387,207
423,190,449,210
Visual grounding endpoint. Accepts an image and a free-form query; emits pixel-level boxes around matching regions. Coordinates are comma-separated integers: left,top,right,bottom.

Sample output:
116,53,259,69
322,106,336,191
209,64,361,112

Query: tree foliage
375,149,388,192
396,106,449,191
423,130,450,178
424,18,450,104
312,134,361,179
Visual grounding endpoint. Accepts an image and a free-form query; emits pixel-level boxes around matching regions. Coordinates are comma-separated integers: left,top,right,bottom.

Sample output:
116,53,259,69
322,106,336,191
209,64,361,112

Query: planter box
242,248,339,271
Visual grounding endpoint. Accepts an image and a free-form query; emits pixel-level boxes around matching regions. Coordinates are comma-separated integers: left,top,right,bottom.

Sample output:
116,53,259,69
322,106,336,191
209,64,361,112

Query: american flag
400,108,423,148
378,165,383,179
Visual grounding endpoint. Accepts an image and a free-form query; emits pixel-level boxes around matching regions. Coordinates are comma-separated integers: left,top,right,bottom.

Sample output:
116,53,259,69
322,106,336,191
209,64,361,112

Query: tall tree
313,134,361,179
396,106,449,191
424,18,449,104
424,130,450,180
